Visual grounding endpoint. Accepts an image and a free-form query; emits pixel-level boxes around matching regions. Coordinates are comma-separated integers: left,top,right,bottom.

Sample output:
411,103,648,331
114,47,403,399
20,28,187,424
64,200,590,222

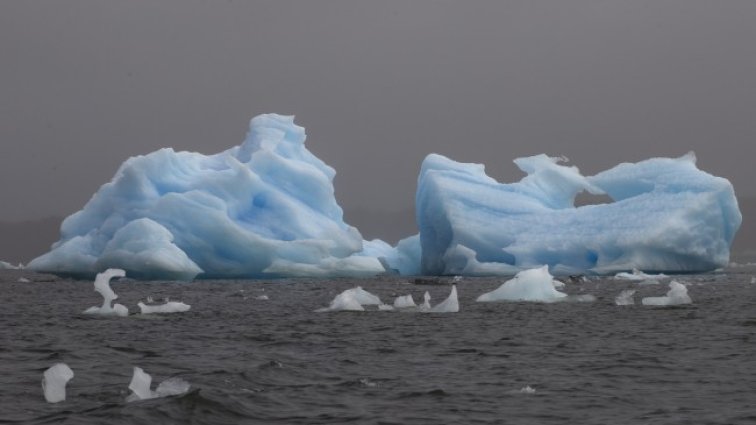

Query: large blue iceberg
415,152,741,276
29,114,384,280
29,114,741,280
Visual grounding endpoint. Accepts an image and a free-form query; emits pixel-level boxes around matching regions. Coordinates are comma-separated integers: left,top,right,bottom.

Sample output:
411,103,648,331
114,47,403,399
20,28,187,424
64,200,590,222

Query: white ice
641,281,692,306
415,152,740,276
614,269,668,281
127,367,190,402
138,301,191,314
316,287,382,312
18,277,30,283
429,285,459,313
615,289,636,306
419,291,431,312
28,114,385,280
83,269,129,317
42,363,74,403
0,260,23,270
476,266,568,303
393,294,417,309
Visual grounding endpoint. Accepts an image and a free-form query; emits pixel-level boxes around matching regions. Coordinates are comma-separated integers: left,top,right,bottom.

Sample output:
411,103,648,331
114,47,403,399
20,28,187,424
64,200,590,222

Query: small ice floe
452,275,463,283
83,269,129,317
255,295,269,301
378,304,395,311
476,266,568,303
429,285,459,313
316,287,382,312
751,276,756,284
519,385,536,394
615,289,636,306
615,268,668,281
138,301,191,314
0,260,23,270
126,367,190,402
42,363,74,403
393,294,417,309
18,277,31,283
419,291,431,312
641,281,692,306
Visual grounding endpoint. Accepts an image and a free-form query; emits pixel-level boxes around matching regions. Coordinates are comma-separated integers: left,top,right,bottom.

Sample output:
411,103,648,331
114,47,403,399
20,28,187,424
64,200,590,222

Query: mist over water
3,265,756,424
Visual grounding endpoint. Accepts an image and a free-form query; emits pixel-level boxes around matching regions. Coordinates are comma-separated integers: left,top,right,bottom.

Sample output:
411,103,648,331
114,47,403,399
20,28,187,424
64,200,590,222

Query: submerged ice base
414,152,741,276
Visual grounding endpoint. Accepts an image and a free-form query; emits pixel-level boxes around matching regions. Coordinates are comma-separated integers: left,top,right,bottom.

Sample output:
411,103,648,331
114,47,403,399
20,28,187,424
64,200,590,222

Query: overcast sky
1,1,755,223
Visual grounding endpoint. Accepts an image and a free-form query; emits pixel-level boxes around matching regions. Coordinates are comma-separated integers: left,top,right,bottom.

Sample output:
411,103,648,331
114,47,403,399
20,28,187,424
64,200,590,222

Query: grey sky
2,1,755,223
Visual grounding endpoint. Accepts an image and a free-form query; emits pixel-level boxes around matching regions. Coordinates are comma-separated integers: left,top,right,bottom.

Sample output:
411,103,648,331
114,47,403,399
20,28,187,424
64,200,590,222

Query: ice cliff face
29,114,384,280
415,152,741,275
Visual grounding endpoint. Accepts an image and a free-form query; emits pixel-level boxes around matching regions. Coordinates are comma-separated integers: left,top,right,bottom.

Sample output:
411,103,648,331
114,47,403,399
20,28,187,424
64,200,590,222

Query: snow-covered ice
415,152,740,276
615,289,636,306
476,266,568,303
127,367,190,402
641,281,692,306
42,363,74,403
82,269,129,317
28,114,385,280
138,301,191,314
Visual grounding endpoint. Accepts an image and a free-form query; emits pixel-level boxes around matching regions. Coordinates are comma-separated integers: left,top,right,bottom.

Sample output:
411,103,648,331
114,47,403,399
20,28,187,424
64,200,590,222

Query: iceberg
393,294,417,309
641,281,692,306
416,152,741,276
615,289,636,306
138,300,191,314
127,366,190,402
614,269,668,281
476,266,568,303
316,287,382,312
429,285,459,313
42,363,74,403
82,269,129,317
0,260,23,270
28,114,385,280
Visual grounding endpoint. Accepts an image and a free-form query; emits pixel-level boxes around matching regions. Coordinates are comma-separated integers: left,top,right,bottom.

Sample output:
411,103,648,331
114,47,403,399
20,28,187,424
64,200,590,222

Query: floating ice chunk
429,285,459,313
641,281,692,306
317,286,382,312
154,377,191,397
28,114,386,280
138,301,191,314
520,385,536,394
0,260,23,270
42,363,74,403
393,294,417,309
348,287,382,305
751,276,756,284
476,266,568,303
419,291,432,312
127,367,190,402
615,289,636,306
317,290,365,312
377,304,395,311
255,295,269,300
83,269,129,317
416,152,741,276
18,277,30,283
615,269,668,281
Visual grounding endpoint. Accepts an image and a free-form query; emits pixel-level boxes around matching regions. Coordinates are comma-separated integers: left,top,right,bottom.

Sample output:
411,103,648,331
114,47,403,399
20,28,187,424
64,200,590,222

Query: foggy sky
2,1,755,222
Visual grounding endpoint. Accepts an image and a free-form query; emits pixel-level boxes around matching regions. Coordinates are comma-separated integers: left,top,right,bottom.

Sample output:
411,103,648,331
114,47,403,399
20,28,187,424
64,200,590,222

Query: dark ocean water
2,265,756,425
